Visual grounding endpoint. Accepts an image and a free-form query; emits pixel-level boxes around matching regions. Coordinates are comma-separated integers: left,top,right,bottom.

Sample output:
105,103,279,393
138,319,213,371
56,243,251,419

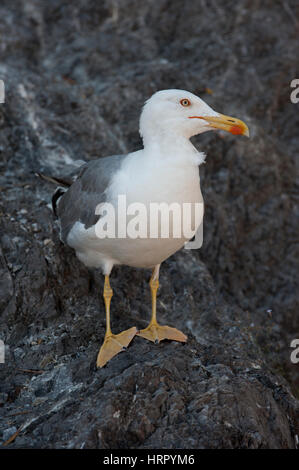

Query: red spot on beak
230,126,243,135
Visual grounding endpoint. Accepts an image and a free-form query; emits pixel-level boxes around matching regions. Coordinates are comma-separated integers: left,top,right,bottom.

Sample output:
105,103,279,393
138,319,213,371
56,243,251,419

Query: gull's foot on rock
137,322,187,344
96,327,138,367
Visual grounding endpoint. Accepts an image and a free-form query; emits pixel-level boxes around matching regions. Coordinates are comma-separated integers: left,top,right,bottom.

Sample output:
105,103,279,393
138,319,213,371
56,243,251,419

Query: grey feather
57,154,126,243
36,159,87,187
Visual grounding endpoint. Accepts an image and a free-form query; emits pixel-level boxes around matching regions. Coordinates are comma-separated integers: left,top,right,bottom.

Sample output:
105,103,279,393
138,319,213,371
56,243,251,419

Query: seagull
42,89,249,368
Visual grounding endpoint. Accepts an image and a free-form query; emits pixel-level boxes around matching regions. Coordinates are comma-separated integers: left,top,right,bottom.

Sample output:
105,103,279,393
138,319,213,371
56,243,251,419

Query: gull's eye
180,98,191,107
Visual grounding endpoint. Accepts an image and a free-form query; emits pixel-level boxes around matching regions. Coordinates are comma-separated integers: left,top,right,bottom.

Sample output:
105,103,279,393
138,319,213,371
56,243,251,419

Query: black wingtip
52,188,66,216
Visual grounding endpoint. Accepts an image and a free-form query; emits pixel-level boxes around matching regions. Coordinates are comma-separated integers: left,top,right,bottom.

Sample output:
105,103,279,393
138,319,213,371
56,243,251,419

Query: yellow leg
96,275,137,368
137,266,187,344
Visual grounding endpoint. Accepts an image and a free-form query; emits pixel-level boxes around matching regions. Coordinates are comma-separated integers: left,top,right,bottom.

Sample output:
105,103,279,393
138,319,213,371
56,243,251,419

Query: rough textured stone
0,0,298,448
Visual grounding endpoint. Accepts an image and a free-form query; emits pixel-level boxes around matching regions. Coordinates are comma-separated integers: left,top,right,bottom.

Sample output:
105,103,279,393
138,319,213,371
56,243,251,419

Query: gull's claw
97,327,138,368
137,322,187,344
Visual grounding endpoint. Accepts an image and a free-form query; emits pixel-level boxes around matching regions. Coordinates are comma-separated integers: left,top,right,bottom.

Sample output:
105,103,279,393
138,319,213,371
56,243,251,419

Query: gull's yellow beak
189,113,250,137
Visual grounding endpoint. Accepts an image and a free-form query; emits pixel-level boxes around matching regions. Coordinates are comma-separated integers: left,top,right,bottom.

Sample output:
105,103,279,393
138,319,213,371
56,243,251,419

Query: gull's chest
114,162,203,206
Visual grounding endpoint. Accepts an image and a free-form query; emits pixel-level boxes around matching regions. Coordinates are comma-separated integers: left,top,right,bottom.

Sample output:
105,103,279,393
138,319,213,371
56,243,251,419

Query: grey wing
57,154,126,243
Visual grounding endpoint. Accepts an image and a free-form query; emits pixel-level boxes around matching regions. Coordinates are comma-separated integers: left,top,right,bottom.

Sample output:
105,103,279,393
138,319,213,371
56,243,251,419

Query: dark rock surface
0,0,298,448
